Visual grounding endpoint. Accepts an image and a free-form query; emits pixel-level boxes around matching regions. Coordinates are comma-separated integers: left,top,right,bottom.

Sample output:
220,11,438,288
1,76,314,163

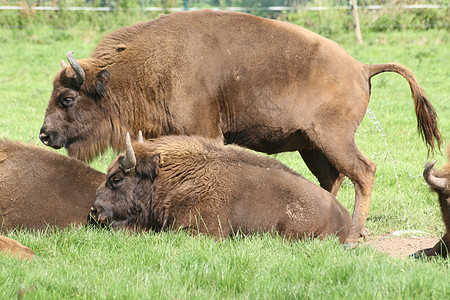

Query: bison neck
105,85,173,147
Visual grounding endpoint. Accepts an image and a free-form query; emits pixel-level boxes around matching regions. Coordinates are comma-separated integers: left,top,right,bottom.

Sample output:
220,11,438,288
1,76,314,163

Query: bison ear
92,69,110,100
136,154,160,182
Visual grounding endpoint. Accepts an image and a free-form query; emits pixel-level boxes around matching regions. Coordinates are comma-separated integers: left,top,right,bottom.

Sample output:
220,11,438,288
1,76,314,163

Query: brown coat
93,135,351,243
40,10,441,241
0,235,34,261
0,140,104,231
413,144,450,259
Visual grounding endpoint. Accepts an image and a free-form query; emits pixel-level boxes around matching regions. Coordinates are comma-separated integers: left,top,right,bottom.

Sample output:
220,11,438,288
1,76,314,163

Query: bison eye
60,97,75,108
110,177,124,188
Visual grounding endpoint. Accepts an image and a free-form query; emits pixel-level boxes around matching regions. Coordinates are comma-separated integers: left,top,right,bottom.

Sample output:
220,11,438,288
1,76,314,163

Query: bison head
412,151,450,259
39,51,112,161
92,133,160,230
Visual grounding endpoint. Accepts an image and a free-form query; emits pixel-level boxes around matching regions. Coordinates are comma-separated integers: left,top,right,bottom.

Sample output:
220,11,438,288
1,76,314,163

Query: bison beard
92,134,351,242
40,10,442,242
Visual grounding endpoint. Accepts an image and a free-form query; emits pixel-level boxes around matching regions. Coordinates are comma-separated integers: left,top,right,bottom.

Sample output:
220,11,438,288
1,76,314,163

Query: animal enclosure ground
366,234,440,258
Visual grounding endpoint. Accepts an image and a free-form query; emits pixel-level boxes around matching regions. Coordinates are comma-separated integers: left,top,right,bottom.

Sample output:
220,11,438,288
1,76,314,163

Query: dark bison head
411,151,450,259
39,51,111,161
91,133,160,230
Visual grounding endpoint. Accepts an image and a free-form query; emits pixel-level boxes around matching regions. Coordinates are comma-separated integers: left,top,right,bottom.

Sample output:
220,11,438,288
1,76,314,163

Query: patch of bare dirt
364,233,439,259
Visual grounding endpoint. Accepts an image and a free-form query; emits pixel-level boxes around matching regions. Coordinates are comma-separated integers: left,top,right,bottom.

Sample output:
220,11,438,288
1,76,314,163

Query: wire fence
1,0,448,32
2,0,448,11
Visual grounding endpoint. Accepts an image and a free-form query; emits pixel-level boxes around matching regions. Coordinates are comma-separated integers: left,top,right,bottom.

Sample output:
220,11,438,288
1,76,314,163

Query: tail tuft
367,63,442,155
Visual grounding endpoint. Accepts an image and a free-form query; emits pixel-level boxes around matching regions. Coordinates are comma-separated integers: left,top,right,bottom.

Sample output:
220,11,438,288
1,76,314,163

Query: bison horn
67,51,85,86
423,160,447,190
138,131,144,143
60,60,67,68
121,132,136,170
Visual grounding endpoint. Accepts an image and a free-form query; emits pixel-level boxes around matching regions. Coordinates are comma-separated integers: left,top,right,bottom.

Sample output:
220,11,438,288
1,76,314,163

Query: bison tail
366,63,442,155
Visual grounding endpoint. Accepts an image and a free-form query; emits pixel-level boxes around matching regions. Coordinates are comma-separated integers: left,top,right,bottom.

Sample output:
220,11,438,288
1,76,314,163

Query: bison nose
87,206,109,228
39,131,50,146
92,205,101,216
87,207,99,226
39,127,63,149
90,206,97,217
93,205,108,222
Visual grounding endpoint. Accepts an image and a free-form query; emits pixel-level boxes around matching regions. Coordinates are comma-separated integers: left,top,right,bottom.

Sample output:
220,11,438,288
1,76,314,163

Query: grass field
0,17,449,299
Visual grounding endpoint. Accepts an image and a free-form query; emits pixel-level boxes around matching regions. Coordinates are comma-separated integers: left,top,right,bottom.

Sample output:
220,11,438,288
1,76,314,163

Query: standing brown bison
0,139,104,231
40,10,441,241
412,145,450,259
92,134,351,242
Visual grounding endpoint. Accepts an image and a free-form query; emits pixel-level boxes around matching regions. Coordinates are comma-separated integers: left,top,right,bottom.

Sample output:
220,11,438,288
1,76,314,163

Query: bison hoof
360,228,369,240
345,228,368,243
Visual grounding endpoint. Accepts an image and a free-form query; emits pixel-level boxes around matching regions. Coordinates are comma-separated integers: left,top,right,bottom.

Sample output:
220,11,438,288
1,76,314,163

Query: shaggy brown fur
412,144,450,259
0,139,104,231
40,10,441,241
0,235,34,261
92,135,351,243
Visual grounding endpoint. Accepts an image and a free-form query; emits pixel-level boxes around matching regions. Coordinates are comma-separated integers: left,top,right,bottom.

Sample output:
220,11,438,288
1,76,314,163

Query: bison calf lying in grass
412,145,450,259
0,235,34,261
0,139,104,231
92,134,351,242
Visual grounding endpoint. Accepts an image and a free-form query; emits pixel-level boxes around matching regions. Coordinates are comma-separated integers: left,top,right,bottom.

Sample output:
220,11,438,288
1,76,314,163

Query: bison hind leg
299,149,346,197
298,128,376,243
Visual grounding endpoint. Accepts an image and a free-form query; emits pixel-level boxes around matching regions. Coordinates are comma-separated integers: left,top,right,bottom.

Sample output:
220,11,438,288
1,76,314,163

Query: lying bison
0,235,34,261
412,145,450,259
92,134,351,242
40,10,441,241
0,139,104,231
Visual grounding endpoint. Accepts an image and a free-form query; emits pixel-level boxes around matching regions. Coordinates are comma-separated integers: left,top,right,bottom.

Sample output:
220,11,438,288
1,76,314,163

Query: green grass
2,228,449,299
0,19,449,299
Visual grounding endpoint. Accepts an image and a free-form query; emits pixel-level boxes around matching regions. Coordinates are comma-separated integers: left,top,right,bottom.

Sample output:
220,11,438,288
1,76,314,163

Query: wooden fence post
350,0,363,44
